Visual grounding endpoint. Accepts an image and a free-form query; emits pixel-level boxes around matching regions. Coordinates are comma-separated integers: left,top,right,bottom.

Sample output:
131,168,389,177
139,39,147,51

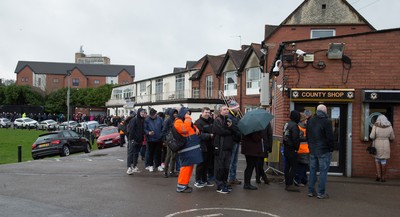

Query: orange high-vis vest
298,125,309,154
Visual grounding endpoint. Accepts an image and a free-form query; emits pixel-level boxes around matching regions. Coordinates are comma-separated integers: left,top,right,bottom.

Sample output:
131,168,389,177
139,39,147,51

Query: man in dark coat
283,110,301,192
213,104,240,194
194,107,214,187
306,104,334,199
126,108,145,175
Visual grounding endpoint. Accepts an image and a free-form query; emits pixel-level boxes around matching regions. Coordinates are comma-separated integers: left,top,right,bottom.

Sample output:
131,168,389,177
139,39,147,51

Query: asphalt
1,146,400,217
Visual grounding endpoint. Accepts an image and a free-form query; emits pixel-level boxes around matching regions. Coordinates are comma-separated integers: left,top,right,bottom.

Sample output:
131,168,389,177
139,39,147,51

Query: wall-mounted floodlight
327,43,345,59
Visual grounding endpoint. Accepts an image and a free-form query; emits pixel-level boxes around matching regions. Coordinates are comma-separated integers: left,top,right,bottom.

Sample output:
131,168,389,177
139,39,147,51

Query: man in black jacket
194,107,214,188
306,104,334,199
283,110,301,192
126,108,145,175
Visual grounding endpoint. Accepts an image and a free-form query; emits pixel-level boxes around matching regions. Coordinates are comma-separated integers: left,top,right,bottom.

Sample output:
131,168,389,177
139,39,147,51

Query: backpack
165,120,187,153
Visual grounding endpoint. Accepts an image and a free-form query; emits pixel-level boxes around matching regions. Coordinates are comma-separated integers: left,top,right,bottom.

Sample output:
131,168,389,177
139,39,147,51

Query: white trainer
157,166,164,172
145,166,150,170
132,167,140,173
149,166,154,172
126,167,133,175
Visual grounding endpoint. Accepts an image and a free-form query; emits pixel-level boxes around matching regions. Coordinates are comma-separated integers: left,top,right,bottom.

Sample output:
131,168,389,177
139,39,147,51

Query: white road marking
196,214,223,217
86,158,93,162
165,208,280,217
117,159,124,162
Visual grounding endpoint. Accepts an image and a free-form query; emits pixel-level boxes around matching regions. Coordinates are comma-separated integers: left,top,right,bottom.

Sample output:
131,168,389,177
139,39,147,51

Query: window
53,78,59,83
37,78,41,86
224,71,237,96
175,74,185,99
311,29,336,39
206,75,213,98
72,78,79,86
123,88,132,99
140,82,146,92
21,77,28,82
193,88,200,98
246,67,261,95
113,89,122,99
155,78,163,101
94,80,100,85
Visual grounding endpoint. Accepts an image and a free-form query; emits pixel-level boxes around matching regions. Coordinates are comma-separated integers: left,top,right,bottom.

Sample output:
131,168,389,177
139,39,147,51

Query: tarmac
1,145,399,217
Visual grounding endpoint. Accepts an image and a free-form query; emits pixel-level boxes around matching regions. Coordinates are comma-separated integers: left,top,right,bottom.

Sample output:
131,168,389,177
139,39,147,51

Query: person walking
194,107,215,188
241,123,273,190
174,107,203,193
283,110,301,192
306,104,334,199
369,114,395,182
162,108,178,178
144,109,164,172
294,113,310,187
213,104,240,194
126,108,146,175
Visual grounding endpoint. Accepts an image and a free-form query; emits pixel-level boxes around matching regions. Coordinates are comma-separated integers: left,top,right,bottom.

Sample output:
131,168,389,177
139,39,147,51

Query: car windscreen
100,128,118,136
35,133,60,143
25,118,35,122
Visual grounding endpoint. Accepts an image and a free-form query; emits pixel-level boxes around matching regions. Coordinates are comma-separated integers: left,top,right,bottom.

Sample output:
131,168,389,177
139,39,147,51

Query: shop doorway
295,103,348,174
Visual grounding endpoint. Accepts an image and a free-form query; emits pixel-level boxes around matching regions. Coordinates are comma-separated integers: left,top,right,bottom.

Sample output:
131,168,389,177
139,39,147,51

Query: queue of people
122,103,392,199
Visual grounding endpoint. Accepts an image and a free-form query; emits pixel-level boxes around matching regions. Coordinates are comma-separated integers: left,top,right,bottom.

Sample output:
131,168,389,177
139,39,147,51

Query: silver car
13,118,38,129
0,118,12,128
37,119,58,130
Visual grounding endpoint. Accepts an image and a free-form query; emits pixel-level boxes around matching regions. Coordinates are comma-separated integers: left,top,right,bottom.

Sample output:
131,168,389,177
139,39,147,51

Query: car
75,121,99,134
92,124,108,138
31,130,91,159
58,121,79,130
0,118,12,128
96,126,120,149
13,118,38,129
37,119,58,130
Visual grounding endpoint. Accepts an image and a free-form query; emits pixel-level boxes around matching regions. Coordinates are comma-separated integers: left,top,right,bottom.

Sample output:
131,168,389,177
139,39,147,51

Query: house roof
15,61,135,77
217,49,247,75
238,43,262,72
265,0,375,41
190,54,225,80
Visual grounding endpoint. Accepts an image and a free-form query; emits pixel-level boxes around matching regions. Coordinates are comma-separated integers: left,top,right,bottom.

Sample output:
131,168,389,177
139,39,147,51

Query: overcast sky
0,0,399,81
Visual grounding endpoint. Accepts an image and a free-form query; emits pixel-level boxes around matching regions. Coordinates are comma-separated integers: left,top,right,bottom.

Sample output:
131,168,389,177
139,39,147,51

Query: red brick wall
64,68,87,89
16,66,33,86
87,76,106,88
118,70,133,85
276,30,400,178
46,74,66,94
198,63,219,99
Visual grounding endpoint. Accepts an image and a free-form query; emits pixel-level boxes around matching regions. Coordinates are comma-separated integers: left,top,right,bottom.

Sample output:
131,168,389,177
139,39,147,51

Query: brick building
14,61,135,94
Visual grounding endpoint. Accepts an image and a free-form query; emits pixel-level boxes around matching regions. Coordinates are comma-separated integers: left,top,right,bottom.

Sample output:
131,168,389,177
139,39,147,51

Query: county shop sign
290,88,355,102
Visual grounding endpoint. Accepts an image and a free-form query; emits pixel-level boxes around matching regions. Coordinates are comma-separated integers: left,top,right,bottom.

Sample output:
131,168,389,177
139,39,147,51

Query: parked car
31,130,91,159
37,119,58,130
76,121,99,134
13,118,38,129
92,124,108,138
0,118,12,128
58,121,79,130
96,126,120,149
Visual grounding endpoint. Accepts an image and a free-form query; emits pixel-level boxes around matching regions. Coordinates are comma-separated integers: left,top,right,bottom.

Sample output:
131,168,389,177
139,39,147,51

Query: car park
31,130,91,159
58,121,79,130
96,126,120,149
37,119,58,130
0,118,12,128
13,118,38,129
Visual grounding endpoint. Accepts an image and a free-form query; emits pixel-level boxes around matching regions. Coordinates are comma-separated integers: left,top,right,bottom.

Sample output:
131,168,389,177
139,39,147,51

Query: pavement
1,146,400,217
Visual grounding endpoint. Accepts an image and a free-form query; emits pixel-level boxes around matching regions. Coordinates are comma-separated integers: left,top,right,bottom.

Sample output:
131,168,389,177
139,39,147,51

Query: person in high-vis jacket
294,113,309,187
174,107,203,193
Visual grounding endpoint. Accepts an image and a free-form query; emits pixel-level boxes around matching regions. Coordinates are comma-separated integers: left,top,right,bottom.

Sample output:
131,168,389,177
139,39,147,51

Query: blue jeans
228,143,239,181
308,152,332,196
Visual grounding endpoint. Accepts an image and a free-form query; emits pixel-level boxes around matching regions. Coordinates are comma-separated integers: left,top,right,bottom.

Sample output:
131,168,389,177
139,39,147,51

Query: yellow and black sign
290,88,355,102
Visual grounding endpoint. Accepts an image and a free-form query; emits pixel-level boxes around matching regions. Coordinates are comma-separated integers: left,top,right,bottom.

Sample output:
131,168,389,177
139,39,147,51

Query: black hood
137,108,145,120
290,110,301,124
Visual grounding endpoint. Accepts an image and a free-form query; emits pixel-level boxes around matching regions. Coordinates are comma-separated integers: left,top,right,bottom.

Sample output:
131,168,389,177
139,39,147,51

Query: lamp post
260,42,270,109
66,70,72,127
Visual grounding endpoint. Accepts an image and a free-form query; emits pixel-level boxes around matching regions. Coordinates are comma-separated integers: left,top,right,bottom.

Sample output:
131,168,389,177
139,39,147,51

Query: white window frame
224,71,237,96
155,78,163,101
310,29,336,39
193,88,200,98
206,75,213,98
175,74,185,99
140,82,146,92
246,67,261,95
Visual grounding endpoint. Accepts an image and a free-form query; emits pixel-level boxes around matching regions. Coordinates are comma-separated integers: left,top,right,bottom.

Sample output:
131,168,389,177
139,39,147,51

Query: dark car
96,126,120,149
32,130,91,160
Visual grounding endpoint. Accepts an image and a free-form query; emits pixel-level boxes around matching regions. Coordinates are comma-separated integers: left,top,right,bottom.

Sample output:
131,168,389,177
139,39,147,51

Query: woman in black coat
241,123,273,190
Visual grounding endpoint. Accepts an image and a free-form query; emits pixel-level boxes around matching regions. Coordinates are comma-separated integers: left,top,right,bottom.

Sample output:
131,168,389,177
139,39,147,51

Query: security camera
296,49,306,56
272,60,282,76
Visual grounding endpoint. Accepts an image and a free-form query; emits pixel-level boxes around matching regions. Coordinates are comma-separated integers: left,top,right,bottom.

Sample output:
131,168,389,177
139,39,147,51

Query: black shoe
262,176,270,185
256,179,261,184
243,184,258,190
163,173,168,178
285,185,300,192
169,172,178,177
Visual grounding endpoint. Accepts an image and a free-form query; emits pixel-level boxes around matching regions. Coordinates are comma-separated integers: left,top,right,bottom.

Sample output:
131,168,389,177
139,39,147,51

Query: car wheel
61,145,70,157
84,143,91,153
33,156,40,160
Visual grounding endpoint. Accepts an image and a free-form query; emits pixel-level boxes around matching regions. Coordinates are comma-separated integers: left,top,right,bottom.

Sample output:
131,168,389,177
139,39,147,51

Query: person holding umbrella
241,122,273,190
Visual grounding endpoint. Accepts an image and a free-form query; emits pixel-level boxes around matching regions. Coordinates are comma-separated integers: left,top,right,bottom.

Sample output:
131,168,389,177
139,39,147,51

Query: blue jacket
144,116,164,142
